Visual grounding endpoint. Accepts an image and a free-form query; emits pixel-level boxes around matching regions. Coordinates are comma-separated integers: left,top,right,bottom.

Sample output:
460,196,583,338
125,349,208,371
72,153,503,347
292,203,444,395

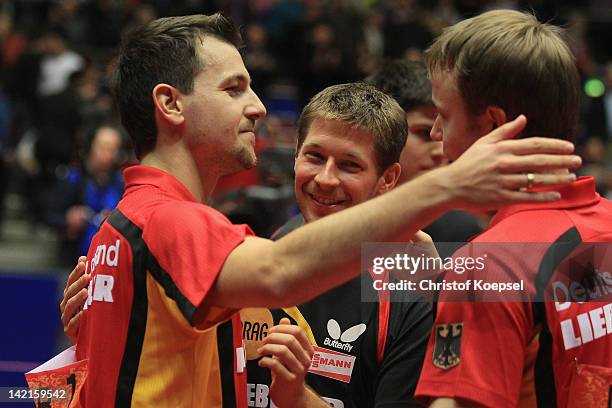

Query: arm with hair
205,116,580,310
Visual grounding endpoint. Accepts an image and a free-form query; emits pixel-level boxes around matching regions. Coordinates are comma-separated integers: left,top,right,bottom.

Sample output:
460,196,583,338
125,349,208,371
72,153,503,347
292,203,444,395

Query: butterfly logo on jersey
324,319,367,353
432,322,463,370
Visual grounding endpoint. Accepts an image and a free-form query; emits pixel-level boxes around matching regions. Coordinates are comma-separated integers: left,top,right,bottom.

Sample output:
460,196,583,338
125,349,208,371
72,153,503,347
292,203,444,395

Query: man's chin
234,149,258,171
240,158,257,170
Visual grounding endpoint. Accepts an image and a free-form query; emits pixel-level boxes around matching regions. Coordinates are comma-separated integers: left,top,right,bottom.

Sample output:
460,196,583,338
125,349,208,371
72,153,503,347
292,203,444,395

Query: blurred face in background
398,104,447,183
89,127,122,174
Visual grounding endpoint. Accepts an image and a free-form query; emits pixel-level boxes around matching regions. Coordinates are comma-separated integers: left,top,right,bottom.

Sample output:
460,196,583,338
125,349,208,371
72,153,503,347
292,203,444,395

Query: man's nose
314,158,341,189
430,116,443,142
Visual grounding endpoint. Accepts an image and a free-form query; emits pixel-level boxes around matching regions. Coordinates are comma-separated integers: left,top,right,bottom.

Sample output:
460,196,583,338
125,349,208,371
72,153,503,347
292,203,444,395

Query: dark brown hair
112,13,242,158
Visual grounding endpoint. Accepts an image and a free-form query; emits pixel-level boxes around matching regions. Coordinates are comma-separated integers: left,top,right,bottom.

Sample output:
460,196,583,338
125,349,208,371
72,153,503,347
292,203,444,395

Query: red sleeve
415,243,536,407
415,301,532,407
143,201,253,313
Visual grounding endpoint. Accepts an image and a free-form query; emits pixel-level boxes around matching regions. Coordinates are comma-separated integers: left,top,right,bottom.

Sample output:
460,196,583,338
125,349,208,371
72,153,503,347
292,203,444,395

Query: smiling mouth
310,194,346,207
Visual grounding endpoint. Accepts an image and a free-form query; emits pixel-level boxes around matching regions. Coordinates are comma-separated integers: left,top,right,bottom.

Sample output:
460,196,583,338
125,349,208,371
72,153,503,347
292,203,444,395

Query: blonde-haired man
416,10,612,408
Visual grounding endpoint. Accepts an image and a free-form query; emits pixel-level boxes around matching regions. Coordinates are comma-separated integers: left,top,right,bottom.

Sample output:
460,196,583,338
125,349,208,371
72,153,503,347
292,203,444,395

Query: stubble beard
232,144,257,171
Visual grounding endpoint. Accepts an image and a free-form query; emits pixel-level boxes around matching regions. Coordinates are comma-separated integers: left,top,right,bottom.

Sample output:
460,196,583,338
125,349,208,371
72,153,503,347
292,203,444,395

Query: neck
141,144,219,204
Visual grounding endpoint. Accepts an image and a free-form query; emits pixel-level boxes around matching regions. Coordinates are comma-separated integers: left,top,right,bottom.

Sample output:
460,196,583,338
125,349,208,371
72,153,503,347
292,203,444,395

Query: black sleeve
269,213,305,240
374,298,433,408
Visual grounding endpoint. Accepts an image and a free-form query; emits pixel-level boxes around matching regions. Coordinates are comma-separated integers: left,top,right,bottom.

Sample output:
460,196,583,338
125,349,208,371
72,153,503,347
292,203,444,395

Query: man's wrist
414,166,460,211
295,384,329,407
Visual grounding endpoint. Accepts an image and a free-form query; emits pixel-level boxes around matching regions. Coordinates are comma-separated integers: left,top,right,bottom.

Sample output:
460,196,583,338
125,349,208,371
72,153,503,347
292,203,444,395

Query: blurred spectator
383,0,433,59
0,13,28,70
0,85,9,237
35,69,82,180
605,61,612,139
357,7,385,75
578,136,612,197
37,30,84,98
243,23,279,100
566,11,596,75
44,124,124,265
47,0,87,48
365,60,446,182
74,62,114,125
424,0,462,35
299,22,346,104
0,0,610,254
483,0,520,12
83,0,123,50
121,3,158,39
6,32,45,131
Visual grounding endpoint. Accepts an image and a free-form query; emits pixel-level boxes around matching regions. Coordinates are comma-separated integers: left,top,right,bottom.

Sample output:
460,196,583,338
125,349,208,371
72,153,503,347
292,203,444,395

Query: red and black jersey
416,177,612,407
76,165,252,407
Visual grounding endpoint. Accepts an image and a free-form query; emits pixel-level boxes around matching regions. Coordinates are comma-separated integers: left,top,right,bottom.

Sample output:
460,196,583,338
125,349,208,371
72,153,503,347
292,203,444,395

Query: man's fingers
264,329,313,364
261,333,313,368
411,230,433,243
257,343,306,374
64,310,83,343
64,272,91,302
496,155,581,173
61,288,88,327
64,257,87,294
477,115,526,143
258,356,296,382
498,189,562,203
273,316,314,358
501,173,576,190
497,137,575,155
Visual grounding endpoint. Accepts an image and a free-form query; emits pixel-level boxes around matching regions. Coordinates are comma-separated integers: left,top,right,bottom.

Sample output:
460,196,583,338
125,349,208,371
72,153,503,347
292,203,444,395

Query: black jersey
237,215,432,407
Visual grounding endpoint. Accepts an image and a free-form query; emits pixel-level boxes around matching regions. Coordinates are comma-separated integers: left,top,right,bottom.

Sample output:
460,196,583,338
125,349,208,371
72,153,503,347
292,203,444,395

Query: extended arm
207,116,580,309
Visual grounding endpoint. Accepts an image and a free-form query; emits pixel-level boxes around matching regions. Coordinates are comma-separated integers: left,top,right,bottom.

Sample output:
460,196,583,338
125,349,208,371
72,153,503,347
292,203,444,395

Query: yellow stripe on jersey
282,307,318,347
131,273,227,407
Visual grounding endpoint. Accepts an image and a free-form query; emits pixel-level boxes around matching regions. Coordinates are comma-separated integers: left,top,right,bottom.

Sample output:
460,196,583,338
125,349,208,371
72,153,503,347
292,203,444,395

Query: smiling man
243,83,433,408
293,84,403,222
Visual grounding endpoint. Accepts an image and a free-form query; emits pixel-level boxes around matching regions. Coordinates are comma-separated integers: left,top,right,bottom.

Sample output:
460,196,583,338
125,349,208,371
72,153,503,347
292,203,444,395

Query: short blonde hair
297,83,407,173
426,10,580,141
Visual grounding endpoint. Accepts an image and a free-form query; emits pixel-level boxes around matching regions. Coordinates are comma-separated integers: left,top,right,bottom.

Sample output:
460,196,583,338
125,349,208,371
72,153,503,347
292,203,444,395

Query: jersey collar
489,176,600,229
123,165,198,203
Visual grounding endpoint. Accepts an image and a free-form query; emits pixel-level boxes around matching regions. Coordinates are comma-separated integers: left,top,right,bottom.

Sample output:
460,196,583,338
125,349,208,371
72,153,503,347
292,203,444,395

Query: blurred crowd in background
0,0,611,268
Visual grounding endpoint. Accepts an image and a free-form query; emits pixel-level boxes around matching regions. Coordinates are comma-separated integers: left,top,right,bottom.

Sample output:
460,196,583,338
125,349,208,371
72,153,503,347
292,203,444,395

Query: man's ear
485,105,507,129
152,84,185,126
376,162,401,195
